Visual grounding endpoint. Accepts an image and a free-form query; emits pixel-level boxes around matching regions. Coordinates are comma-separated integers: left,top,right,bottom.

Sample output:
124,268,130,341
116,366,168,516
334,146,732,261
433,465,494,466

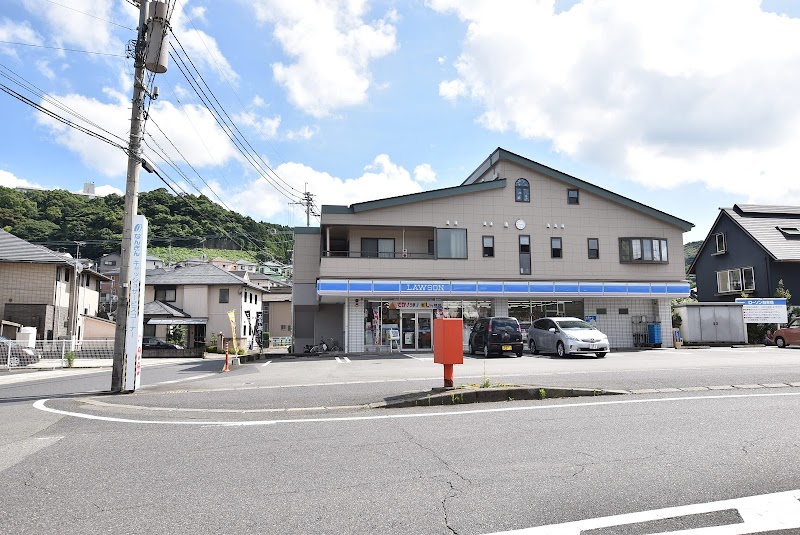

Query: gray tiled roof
724,204,800,261
143,300,190,317
0,229,71,264
145,263,265,291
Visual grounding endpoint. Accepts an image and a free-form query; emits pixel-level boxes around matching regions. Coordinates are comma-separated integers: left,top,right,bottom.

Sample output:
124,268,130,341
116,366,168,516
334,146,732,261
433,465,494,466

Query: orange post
223,342,230,372
433,318,464,388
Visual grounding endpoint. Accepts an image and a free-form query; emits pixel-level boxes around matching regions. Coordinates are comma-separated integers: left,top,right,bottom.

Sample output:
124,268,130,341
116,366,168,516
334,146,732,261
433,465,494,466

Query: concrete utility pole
112,0,169,392
290,185,317,227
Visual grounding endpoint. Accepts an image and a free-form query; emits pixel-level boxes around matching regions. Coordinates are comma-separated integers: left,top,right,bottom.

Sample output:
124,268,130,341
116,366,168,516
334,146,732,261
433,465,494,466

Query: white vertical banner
123,215,148,391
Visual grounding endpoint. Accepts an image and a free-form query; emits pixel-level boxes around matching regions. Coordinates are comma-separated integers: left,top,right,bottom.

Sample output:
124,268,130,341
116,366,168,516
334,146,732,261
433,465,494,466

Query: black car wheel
483,344,491,358
776,337,787,348
556,341,566,358
469,341,476,355
529,340,538,355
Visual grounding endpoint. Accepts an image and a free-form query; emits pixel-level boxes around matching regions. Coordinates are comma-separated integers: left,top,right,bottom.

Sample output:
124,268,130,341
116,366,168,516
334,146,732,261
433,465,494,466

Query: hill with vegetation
0,186,292,263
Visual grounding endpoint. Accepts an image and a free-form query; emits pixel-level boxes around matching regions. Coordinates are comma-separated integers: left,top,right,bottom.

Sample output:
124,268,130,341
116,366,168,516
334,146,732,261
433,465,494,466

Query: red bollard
443,363,454,388
223,342,230,372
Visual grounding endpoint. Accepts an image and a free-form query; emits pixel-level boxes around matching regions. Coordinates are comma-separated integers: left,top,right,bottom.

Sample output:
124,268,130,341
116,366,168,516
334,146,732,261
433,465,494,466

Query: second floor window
551,237,562,258
515,179,530,202
588,238,599,259
436,228,467,259
361,238,395,258
714,233,726,254
482,236,494,257
219,288,229,303
519,235,531,275
155,287,176,302
619,238,669,263
567,189,579,205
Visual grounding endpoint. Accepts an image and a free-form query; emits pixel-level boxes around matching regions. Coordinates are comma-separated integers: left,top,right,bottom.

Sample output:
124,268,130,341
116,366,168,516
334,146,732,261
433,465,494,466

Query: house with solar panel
293,148,694,353
688,204,800,302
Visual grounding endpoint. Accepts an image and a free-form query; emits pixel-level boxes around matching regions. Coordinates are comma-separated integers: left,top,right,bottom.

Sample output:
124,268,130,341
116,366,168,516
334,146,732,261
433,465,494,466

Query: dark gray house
688,205,800,302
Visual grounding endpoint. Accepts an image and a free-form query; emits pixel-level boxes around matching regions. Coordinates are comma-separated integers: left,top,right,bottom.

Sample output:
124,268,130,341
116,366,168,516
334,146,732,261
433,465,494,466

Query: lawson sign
735,298,788,324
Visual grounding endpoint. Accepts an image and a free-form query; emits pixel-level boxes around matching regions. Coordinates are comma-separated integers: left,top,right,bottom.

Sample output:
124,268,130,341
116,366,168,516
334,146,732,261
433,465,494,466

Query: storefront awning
317,279,690,298
147,318,207,325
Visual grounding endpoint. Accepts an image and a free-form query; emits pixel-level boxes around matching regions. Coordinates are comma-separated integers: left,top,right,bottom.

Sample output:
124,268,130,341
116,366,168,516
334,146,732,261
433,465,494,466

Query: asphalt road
2,347,800,534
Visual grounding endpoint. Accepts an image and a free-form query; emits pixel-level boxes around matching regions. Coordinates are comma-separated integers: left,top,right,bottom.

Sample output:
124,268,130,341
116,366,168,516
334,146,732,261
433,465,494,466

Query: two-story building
0,229,108,340
293,148,693,352
688,204,800,302
144,263,267,349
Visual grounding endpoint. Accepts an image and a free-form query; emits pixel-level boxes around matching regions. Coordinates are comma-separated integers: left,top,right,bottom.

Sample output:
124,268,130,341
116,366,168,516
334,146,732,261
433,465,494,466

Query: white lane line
32,390,800,427
261,361,272,367
141,374,209,389
335,357,342,363
485,488,800,534
343,357,351,363
335,357,351,364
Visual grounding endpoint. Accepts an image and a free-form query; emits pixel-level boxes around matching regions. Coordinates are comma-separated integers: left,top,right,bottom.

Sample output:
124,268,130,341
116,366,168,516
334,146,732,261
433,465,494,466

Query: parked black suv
468,317,524,357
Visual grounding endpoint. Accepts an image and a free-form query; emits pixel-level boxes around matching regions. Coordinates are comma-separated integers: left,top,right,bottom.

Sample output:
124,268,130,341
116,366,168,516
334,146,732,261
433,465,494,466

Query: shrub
65,351,76,368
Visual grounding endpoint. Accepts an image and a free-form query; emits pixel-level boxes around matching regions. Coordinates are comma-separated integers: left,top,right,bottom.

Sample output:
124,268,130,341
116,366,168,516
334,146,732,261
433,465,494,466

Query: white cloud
21,0,118,54
248,0,398,117
188,6,208,25
285,125,318,141
0,17,42,56
223,154,427,221
169,1,240,84
234,111,281,139
33,77,242,177
0,169,43,189
413,163,437,183
429,0,800,199
36,59,55,80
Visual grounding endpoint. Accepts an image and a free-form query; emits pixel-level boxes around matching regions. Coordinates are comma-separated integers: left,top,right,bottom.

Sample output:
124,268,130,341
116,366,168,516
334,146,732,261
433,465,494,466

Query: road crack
401,428,471,535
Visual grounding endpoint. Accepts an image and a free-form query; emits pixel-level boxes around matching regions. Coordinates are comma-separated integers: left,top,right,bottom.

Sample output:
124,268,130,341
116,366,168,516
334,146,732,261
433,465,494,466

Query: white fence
0,339,115,370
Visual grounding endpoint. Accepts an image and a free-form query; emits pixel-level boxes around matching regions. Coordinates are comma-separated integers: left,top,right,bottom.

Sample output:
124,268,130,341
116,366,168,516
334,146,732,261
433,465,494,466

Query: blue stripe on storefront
348,281,372,292
318,280,690,297
451,282,477,293
477,282,503,294
373,281,400,293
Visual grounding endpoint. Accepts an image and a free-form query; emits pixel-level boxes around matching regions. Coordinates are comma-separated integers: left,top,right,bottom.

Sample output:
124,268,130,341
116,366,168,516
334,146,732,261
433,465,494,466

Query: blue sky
1,0,799,243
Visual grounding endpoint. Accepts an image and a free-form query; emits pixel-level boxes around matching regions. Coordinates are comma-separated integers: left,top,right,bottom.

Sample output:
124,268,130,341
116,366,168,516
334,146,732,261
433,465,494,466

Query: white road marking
335,357,352,364
261,361,272,367
484,488,800,534
343,356,351,363
32,390,800,427
140,374,209,389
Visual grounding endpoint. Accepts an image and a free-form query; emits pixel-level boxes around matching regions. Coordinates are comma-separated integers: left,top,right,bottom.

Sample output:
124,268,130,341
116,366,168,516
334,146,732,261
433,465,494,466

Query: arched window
515,179,530,202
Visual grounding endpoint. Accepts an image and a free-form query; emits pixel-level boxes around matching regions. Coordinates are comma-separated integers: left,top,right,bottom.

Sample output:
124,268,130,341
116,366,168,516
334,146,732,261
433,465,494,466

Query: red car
773,320,800,348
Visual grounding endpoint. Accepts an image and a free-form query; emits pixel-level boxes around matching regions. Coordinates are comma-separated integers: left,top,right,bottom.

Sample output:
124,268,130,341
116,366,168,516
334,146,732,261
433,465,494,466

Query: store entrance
400,311,433,351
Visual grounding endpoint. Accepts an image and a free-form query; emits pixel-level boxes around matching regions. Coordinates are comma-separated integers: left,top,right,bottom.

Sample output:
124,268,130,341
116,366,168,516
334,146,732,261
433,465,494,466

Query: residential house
144,263,267,349
293,147,693,352
248,272,292,341
97,253,163,318
688,204,800,302
0,229,109,340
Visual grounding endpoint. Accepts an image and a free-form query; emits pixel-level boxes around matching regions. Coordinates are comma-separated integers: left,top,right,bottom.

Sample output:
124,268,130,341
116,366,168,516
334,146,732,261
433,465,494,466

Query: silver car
528,317,610,358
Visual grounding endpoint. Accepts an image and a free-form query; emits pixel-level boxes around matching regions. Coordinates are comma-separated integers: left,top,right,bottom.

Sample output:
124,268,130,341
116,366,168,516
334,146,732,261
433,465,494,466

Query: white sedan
528,317,610,358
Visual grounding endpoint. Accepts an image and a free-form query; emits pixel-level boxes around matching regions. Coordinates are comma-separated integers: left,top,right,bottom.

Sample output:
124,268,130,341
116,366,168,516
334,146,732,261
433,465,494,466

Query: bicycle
304,337,329,353
326,337,342,352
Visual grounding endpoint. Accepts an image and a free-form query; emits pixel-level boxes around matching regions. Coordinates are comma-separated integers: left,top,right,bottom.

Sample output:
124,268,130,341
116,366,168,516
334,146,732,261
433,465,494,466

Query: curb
371,385,627,408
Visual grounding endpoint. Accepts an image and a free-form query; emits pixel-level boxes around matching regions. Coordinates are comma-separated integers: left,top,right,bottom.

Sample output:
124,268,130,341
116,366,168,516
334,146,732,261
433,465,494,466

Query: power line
168,34,303,201
42,0,135,30
0,40,127,57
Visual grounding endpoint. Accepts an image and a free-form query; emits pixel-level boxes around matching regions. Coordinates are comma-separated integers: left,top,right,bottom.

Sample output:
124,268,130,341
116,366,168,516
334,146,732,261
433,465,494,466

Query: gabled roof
143,300,190,317
687,204,800,274
321,179,506,214
320,147,693,231
145,263,265,291
464,148,693,231
0,229,71,264
725,204,800,261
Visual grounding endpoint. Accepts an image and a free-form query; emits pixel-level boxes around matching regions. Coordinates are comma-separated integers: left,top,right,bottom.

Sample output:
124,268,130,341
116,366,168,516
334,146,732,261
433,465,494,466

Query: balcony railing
323,251,435,259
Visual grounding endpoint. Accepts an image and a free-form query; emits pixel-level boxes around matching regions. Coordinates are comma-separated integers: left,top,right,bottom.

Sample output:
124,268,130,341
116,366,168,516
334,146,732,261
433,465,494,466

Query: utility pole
112,0,169,392
290,184,317,227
